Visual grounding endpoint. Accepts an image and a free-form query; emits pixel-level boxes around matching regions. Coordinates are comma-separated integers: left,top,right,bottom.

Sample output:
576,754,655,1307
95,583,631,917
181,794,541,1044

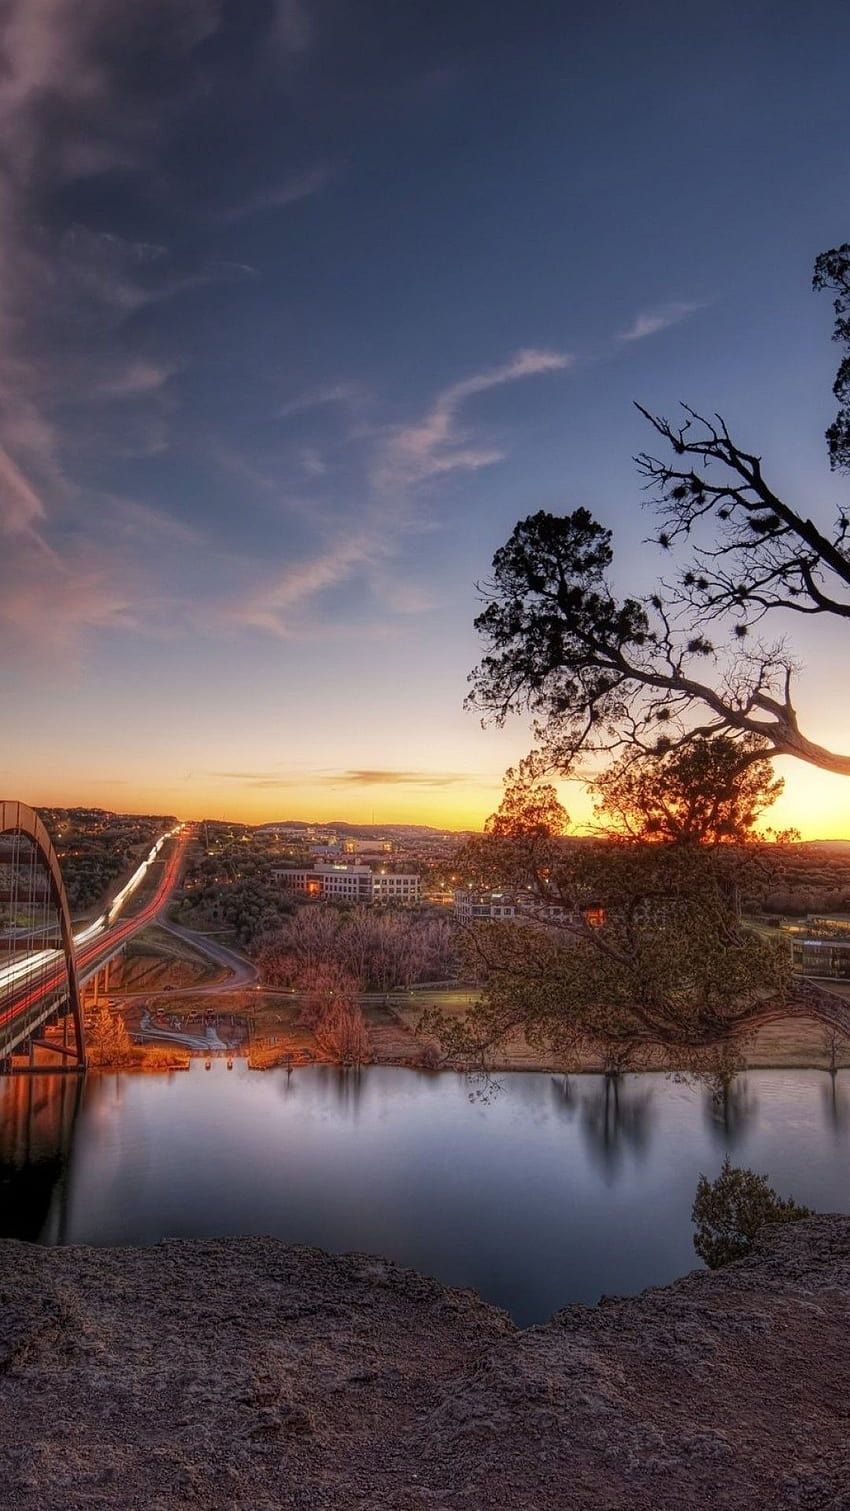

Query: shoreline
91,925,850,1078
94,1031,850,1077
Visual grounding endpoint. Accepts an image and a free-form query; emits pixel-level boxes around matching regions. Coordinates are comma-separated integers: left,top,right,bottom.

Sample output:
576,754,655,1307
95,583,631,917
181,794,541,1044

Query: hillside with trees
170,823,296,947
38,808,174,915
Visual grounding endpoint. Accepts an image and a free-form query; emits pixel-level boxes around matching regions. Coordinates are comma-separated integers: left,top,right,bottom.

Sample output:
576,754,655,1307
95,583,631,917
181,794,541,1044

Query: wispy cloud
0,442,49,539
222,531,386,635
279,381,365,421
108,498,204,548
376,346,572,493
211,767,476,791
618,301,702,343
272,0,313,53
300,447,328,477
222,347,572,636
326,770,469,788
0,1,221,653
374,576,441,615
210,770,288,782
91,360,177,402
217,163,334,224
0,539,140,653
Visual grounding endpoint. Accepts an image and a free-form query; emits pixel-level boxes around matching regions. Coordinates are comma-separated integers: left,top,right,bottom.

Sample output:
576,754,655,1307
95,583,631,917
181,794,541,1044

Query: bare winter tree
258,905,458,994
314,997,371,1063
295,960,361,1030
258,907,342,983
469,244,850,780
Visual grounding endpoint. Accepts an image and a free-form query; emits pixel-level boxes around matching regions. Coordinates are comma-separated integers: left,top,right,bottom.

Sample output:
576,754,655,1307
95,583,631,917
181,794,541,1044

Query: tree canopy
428,756,792,1072
449,844,789,1067
590,735,785,845
469,244,850,780
813,242,850,471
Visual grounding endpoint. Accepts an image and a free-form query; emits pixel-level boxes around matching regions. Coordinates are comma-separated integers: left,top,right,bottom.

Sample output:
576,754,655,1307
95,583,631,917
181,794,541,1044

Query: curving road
155,918,258,992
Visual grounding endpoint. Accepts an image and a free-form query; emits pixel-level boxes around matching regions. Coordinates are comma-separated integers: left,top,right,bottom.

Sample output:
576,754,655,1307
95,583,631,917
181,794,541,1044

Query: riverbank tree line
256,908,459,1064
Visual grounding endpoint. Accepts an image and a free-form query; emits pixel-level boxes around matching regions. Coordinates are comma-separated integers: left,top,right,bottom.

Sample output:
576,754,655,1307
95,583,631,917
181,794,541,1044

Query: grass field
131,980,850,1074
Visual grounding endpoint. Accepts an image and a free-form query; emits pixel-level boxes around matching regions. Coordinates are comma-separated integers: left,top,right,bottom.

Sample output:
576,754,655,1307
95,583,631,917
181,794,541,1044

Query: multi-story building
275,863,420,906
453,888,600,929
783,917,850,979
453,890,517,924
312,839,394,862
789,936,850,978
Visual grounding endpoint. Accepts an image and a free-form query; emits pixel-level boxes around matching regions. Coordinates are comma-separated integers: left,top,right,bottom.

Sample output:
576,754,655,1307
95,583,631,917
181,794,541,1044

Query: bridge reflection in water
0,1073,82,1241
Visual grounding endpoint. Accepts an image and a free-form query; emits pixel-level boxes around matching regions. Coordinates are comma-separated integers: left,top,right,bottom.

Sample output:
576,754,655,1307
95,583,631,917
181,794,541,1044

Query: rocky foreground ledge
2,1222,849,1511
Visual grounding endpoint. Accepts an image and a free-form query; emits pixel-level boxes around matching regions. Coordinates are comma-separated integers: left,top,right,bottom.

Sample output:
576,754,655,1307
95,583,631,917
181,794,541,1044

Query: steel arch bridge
0,800,86,1072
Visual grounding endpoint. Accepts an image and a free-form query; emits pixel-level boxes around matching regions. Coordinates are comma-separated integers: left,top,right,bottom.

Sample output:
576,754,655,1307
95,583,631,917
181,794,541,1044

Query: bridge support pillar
86,961,112,1006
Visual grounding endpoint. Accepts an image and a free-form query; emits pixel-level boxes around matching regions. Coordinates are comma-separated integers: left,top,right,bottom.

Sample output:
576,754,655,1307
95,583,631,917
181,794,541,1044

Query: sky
1,0,849,836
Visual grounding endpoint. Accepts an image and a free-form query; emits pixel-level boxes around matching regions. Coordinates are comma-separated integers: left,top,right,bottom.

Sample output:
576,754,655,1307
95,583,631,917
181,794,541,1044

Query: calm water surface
2,1062,848,1324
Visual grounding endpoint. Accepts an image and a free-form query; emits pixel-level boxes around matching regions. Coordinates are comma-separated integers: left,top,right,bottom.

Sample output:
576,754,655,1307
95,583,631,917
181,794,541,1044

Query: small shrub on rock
692,1158,811,1269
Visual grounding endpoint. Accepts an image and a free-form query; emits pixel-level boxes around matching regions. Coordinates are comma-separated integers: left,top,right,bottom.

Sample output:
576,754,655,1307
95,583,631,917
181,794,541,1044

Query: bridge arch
0,800,86,1070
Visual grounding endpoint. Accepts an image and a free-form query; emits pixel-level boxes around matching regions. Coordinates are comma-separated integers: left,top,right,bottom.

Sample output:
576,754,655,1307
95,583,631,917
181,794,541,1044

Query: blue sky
1,0,849,831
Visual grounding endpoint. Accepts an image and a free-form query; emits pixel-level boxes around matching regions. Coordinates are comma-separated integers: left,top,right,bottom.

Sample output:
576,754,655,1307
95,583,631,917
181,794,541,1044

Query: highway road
0,825,194,1048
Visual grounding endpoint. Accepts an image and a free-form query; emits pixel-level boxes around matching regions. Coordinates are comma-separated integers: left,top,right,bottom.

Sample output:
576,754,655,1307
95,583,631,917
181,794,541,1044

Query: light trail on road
0,824,183,996
0,826,194,1039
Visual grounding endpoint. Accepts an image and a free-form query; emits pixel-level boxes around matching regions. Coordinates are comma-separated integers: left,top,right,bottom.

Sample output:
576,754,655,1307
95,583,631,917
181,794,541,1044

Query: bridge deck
1,813,189,1071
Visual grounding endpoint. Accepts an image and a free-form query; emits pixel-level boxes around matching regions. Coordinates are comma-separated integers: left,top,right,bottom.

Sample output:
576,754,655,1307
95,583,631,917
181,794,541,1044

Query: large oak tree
426,751,793,1070
469,245,850,779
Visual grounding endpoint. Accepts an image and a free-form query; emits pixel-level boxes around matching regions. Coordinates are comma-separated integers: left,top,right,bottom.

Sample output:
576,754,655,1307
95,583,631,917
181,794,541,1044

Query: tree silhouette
813,242,850,470
469,245,850,780
591,735,784,845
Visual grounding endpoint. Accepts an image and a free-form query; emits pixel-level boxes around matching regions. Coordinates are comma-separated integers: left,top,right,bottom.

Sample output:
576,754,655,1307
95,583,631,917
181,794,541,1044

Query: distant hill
255,820,472,840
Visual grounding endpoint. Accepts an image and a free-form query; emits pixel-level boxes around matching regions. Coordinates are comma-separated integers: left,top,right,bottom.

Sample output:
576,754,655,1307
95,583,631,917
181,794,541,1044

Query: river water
1,1062,848,1324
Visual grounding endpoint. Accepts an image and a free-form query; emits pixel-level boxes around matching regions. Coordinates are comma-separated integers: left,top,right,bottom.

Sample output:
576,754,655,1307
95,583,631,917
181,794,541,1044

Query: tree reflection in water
821,1070,850,1133
551,1073,655,1181
702,1073,758,1149
549,1074,578,1122
331,1065,364,1119
0,1074,82,1241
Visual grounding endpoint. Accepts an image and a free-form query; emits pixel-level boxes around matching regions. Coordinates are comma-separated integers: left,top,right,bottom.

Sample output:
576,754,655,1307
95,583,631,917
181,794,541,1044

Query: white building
275,864,420,906
453,890,517,924
454,889,586,928
312,840,394,862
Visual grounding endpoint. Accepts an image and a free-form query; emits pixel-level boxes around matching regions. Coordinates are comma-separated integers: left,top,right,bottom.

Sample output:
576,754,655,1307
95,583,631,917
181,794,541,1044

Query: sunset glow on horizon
14,744,850,844
1,2,849,839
